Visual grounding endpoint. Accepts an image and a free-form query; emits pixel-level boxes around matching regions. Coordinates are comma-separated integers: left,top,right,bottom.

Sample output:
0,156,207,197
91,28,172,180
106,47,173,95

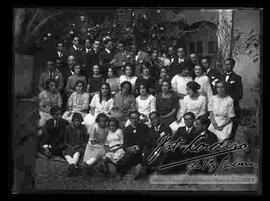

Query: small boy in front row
40,105,69,159
63,113,88,176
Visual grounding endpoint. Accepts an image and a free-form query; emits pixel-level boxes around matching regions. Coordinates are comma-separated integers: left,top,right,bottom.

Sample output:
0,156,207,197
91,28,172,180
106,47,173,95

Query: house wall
233,9,261,108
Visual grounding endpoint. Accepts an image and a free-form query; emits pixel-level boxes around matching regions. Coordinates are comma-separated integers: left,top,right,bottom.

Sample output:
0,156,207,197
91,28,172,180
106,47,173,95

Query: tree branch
25,8,41,36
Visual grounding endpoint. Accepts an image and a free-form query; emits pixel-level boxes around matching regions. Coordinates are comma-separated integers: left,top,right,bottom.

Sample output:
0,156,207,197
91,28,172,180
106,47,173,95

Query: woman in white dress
119,63,138,92
62,80,89,122
194,65,213,102
83,83,113,132
170,81,207,133
171,66,193,119
135,83,156,127
208,81,235,142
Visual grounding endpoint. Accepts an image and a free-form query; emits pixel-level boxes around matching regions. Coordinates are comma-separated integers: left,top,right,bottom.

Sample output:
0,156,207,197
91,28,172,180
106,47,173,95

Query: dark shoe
68,164,76,177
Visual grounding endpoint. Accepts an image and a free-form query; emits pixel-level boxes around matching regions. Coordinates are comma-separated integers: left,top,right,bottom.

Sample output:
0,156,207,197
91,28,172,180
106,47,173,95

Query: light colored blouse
119,75,138,90
179,95,207,118
171,74,193,94
208,95,235,118
68,92,89,112
90,93,114,117
105,128,123,148
106,77,120,94
136,94,156,117
39,90,62,113
194,75,213,100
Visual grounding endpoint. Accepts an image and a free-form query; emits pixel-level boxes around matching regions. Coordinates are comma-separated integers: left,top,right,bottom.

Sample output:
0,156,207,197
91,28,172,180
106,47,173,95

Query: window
196,41,203,54
208,41,215,54
189,41,195,53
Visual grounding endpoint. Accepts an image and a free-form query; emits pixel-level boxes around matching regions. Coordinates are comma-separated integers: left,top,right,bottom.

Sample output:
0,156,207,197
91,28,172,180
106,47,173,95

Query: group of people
37,34,243,178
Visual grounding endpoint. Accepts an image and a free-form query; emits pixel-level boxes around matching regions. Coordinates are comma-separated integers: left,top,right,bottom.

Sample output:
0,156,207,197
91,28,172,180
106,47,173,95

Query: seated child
40,106,69,159
63,113,88,176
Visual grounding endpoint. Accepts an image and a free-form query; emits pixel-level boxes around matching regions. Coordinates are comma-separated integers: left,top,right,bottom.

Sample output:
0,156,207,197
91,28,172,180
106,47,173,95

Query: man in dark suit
68,36,83,65
116,111,148,178
52,42,67,65
169,47,190,77
167,46,176,64
80,38,92,78
164,112,197,173
219,58,243,141
189,115,218,174
201,56,221,95
39,106,69,159
87,39,101,76
99,38,114,76
133,44,153,77
141,111,172,176
189,53,200,79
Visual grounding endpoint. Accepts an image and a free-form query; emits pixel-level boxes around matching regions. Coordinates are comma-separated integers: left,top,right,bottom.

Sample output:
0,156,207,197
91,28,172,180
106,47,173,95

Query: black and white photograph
11,7,262,193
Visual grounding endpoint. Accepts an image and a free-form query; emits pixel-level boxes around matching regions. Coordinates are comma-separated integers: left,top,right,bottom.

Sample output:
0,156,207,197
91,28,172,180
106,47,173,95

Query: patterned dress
62,92,89,122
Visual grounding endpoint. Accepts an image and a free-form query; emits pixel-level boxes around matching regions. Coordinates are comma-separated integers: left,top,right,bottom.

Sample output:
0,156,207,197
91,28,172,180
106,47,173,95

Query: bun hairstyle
186,81,201,92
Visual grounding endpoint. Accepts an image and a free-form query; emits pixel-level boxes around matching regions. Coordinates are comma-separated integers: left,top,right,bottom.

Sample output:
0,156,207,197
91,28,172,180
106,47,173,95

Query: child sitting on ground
63,113,88,177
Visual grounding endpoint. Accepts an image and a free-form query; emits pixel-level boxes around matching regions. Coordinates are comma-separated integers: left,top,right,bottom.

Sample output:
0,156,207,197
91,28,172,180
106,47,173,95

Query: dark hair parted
161,79,172,90
138,83,149,94
149,111,160,118
183,112,195,119
99,82,112,103
75,80,86,92
72,112,84,122
120,81,132,94
186,81,201,92
215,80,228,95
95,113,109,123
50,105,62,116
108,117,120,129
129,110,140,117
197,114,211,127
45,79,58,91
225,58,236,66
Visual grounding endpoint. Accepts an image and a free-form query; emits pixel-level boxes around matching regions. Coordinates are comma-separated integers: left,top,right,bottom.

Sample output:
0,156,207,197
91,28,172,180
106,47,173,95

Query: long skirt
208,116,233,142
83,143,105,162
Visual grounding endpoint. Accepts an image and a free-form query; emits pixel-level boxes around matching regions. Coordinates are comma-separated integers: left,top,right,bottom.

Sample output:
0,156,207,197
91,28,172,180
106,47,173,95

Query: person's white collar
105,48,110,54
201,130,206,135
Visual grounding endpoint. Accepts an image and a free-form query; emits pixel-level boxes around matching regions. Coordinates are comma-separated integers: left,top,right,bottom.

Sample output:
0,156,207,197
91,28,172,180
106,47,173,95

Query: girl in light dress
104,117,125,172
62,80,89,122
83,113,109,174
170,81,207,133
208,81,235,142
171,65,193,119
83,83,113,132
194,64,213,102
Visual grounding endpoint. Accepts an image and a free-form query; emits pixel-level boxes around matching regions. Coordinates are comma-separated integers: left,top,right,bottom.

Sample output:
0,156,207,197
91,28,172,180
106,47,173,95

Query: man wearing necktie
219,58,243,141
170,47,189,77
68,36,83,65
140,111,172,176
81,38,92,78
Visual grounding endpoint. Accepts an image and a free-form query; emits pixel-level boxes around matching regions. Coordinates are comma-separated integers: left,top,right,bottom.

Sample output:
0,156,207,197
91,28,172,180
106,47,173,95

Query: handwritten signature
146,134,258,174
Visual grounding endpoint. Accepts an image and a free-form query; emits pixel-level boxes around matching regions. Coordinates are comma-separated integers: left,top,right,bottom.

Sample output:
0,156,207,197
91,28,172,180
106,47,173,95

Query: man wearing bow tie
167,46,176,64
170,47,190,77
201,56,221,95
219,58,243,141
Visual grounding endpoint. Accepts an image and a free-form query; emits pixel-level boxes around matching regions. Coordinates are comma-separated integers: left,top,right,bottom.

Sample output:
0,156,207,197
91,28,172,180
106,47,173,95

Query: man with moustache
169,47,190,77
